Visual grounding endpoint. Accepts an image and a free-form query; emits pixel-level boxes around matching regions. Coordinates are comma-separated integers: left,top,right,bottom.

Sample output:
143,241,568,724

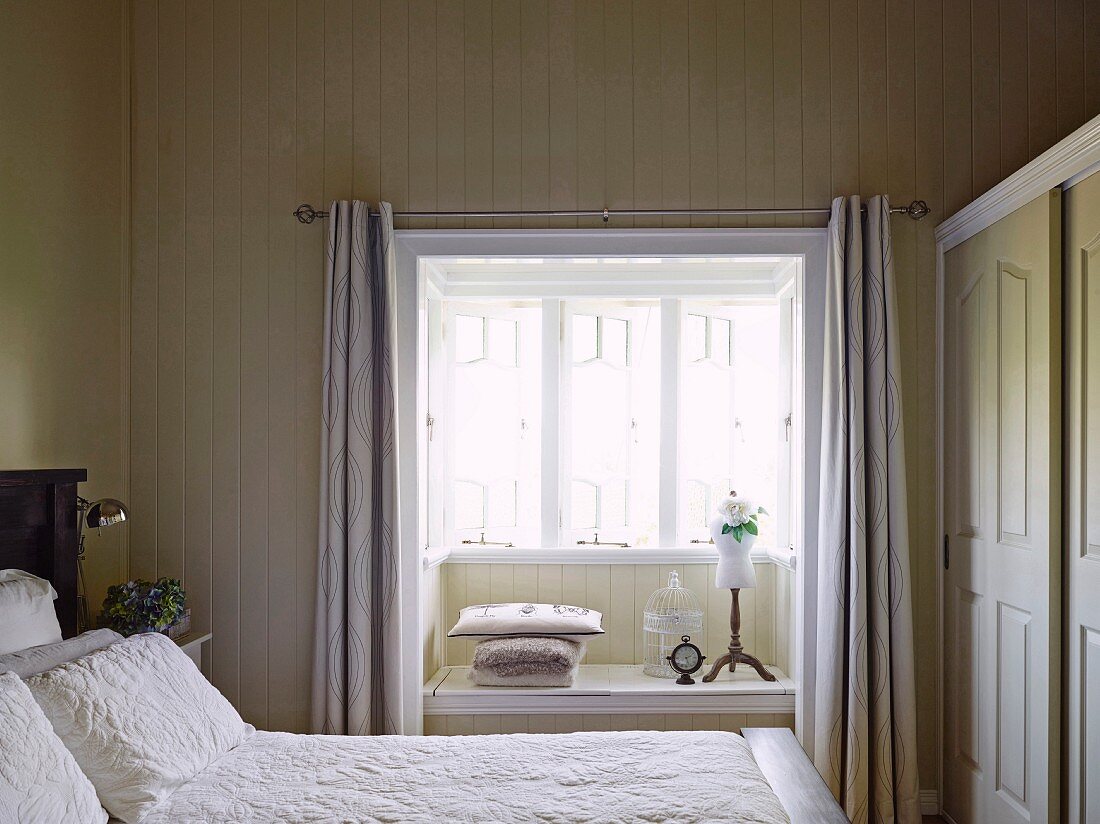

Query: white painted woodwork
942,191,1061,824
422,711,795,737
423,664,793,716
1064,168,1100,824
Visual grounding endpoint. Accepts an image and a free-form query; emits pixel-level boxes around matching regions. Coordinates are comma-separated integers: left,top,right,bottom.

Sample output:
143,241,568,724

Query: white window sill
422,544,795,571
423,664,795,716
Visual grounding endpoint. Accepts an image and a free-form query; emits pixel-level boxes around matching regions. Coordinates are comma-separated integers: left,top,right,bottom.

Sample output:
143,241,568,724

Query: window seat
423,664,794,716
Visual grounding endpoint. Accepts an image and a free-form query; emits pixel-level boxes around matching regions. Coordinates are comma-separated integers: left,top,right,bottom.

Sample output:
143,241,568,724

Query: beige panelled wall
438,563,792,674
0,1,130,613
127,0,1100,783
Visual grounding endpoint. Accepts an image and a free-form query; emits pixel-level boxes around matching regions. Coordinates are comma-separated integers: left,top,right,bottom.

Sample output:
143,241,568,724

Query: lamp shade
85,498,128,529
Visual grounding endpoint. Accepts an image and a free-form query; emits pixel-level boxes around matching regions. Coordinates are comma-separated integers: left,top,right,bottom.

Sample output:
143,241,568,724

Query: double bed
0,469,845,824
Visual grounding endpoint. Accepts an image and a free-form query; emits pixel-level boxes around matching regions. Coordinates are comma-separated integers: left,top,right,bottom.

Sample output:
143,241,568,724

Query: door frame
935,113,1100,817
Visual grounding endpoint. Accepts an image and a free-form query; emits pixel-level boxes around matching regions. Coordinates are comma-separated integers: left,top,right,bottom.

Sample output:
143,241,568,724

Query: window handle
734,418,745,442
784,413,792,442
426,413,435,442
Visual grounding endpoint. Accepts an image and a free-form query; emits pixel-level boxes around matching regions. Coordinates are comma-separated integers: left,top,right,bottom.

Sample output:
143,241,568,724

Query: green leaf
732,524,745,542
721,523,733,535
757,506,768,515
744,519,758,536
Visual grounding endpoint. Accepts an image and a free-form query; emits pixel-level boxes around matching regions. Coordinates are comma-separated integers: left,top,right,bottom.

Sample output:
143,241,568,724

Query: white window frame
395,229,826,751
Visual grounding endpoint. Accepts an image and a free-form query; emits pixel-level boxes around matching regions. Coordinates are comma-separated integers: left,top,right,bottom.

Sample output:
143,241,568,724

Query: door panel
1064,169,1100,824
943,190,1061,824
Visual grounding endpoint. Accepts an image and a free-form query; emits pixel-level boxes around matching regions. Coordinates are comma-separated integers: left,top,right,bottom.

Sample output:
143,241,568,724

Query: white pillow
0,569,63,655
448,602,604,642
27,632,254,824
0,629,123,679
0,671,107,824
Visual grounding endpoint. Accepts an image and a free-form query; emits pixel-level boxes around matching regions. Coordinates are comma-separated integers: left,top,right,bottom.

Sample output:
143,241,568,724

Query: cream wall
0,1,130,612
436,562,792,674
125,0,1100,787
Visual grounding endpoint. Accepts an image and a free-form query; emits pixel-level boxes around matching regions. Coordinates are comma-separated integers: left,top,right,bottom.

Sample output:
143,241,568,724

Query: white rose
716,495,755,527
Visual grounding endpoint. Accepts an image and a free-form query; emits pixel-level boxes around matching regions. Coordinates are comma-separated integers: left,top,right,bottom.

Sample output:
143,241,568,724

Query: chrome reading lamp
76,497,129,632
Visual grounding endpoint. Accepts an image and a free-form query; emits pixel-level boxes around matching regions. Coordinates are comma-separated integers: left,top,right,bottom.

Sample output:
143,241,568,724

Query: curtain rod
292,200,931,225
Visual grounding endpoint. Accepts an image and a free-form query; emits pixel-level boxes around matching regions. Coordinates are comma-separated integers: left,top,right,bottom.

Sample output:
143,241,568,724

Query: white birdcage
642,570,704,678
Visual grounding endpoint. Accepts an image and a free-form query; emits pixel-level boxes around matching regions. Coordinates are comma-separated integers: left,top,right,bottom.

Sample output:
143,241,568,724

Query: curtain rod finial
294,203,328,224
904,200,930,220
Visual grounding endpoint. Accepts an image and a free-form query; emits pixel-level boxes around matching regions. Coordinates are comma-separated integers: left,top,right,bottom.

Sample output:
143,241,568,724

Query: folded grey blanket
470,636,584,678
469,664,579,688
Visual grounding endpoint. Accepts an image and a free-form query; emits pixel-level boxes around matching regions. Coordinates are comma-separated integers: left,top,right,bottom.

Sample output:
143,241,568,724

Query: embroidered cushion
448,602,603,641
0,671,107,824
26,632,253,823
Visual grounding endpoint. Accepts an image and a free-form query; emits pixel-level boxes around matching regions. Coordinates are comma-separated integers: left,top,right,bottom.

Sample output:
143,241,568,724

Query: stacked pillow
447,603,603,687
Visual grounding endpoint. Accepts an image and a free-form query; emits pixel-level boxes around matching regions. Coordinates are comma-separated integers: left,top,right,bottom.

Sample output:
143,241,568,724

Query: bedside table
174,632,212,679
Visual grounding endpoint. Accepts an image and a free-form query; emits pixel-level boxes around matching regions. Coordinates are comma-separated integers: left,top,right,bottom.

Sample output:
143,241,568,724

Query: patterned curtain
815,196,921,823
312,201,402,736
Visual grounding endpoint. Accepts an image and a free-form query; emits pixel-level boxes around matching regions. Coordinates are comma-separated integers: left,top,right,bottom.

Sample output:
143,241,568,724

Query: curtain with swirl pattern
312,201,402,736
814,195,921,824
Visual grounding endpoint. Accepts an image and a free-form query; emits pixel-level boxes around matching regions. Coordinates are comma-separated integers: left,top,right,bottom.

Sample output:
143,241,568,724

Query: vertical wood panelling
492,0,522,229
209,0,243,708
130,0,159,582
688,0,718,229
408,0,438,230
156,0,187,583
266,0,299,732
440,562,785,670
971,0,1001,197
183,0,215,641
520,0,549,228
238,0,270,728
129,0,1100,763
294,0,324,734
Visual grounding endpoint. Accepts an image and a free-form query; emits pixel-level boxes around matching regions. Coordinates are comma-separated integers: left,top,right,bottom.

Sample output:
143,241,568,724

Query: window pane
711,317,731,366
487,317,518,366
567,303,659,546
487,480,518,528
455,481,485,530
571,481,597,529
685,314,707,362
680,303,778,544
601,480,628,528
455,314,485,362
573,315,598,362
448,303,541,544
603,317,629,367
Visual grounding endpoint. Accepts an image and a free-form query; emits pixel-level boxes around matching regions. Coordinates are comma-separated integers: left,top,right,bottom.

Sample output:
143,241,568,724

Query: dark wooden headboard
0,469,86,637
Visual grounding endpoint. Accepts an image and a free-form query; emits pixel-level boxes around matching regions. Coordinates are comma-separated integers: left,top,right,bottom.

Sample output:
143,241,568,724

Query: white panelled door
1065,170,1100,824
943,191,1061,824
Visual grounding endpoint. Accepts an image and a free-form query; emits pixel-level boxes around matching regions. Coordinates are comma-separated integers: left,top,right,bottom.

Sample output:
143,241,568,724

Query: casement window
426,259,798,553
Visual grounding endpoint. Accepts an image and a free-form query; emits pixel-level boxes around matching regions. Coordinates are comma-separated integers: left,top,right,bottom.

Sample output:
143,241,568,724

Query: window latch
577,532,630,548
461,532,514,548
426,413,435,442
784,413,793,442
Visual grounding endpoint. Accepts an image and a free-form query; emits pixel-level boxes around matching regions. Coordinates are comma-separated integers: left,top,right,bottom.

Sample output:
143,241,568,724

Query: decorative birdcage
642,570,704,678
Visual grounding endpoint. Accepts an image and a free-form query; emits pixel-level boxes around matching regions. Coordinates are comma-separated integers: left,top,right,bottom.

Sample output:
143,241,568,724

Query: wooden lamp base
701,588,777,683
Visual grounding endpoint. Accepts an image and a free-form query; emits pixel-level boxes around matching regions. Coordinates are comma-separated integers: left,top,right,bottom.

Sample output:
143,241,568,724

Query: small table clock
666,635,705,685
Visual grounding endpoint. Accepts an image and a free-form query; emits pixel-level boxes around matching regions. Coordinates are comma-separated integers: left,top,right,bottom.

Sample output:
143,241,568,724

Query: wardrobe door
942,190,1062,824
1064,170,1100,824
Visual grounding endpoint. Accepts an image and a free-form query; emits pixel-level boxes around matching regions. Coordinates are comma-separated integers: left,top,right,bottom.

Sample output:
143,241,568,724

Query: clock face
672,643,701,673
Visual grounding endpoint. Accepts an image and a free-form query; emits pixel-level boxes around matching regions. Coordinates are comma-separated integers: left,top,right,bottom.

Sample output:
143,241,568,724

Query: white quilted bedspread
139,729,790,823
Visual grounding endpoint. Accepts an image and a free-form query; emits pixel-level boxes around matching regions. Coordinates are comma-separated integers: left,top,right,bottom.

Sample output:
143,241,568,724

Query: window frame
396,229,827,749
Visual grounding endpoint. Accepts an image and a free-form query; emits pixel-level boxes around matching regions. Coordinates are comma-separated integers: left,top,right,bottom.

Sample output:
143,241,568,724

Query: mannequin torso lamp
701,499,777,683
76,497,128,633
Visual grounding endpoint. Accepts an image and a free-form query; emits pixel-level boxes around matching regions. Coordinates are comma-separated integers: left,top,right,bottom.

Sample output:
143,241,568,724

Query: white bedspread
139,729,790,823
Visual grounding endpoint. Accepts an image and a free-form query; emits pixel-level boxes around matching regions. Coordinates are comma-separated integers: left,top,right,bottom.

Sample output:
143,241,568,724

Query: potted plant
100,577,188,638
